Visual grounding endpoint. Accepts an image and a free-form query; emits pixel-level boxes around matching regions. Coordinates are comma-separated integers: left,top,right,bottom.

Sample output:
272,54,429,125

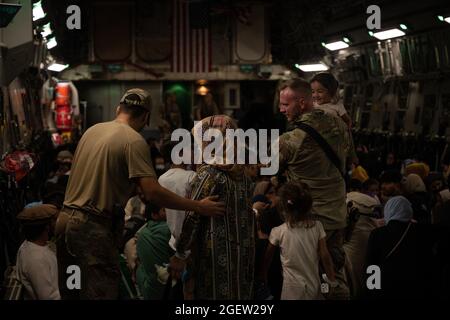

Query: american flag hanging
171,0,212,73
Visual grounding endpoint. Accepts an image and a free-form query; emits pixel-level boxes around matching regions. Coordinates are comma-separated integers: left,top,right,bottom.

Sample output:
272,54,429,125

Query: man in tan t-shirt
56,88,224,300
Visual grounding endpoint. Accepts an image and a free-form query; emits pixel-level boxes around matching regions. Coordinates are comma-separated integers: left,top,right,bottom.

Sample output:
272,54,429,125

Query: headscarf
439,189,450,203
346,191,380,214
403,173,426,194
383,196,413,224
405,162,430,180
192,115,243,174
425,172,445,192
352,165,369,183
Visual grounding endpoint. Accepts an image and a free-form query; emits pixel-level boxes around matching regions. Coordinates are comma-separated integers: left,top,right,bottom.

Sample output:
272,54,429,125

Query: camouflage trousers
56,208,123,300
321,228,351,300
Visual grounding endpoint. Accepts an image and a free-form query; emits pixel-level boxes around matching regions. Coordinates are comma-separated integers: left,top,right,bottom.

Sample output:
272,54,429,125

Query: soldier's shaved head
279,78,312,98
278,78,314,121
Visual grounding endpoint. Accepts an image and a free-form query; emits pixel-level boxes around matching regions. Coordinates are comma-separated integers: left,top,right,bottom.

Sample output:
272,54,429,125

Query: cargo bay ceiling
39,0,450,68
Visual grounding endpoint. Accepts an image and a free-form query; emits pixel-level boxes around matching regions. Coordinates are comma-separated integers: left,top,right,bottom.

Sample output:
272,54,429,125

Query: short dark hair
279,78,312,97
144,202,162,221
379,170,403,184
42,177,67,209
362,178,379,191
21,221,50,241
160,140,178,164
310,72,339,96
349,179,363,191
257,208,284,236
119,93,149,119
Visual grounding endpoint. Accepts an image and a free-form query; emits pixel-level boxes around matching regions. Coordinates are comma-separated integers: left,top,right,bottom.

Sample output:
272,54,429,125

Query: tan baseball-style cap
119,88,152,112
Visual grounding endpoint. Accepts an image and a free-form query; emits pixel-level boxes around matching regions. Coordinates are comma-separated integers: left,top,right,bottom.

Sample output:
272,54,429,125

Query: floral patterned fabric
176,165,255,300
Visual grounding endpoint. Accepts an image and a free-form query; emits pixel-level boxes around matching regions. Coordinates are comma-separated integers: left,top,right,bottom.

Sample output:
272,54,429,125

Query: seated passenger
16,204,60,300
135,203,171,300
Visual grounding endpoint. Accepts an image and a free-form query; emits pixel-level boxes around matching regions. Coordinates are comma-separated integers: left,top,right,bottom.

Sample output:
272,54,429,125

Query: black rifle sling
296,122,345,179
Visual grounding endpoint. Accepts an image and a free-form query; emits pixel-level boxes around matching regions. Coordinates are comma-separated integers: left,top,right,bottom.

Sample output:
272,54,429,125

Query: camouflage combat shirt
278,109,351,230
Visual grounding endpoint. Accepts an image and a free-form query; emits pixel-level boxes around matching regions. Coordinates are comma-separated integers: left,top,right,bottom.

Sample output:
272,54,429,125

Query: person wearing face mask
154,156,167,177
46,150,74,185
56,150,74,176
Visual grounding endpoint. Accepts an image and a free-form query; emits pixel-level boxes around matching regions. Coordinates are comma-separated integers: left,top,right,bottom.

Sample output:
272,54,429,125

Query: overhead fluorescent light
399,24,408,30
371,28,405,40
437,15,450,23
323,40,349,51
32,1,46,21
196,85,209,96
46,37,57,49
48,63,69,72
295,63,329,72
41,23,52,38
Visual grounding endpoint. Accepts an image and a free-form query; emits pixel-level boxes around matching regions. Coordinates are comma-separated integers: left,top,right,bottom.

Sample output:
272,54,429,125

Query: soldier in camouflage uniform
277,78,351,299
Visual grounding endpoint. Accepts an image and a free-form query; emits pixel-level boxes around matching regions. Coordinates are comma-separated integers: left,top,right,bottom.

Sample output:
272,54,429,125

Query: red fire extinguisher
55,82,72,131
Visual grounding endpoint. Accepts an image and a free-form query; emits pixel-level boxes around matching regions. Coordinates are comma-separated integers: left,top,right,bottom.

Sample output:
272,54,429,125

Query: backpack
3,265,24,300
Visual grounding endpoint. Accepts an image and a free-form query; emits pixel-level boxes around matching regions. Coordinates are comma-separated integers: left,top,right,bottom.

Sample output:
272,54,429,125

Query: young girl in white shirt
311,72,358,166
311,72,352,128
259,182,337,300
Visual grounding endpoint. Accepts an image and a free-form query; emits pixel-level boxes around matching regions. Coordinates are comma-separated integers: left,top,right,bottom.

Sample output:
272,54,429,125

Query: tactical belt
61,206,113,224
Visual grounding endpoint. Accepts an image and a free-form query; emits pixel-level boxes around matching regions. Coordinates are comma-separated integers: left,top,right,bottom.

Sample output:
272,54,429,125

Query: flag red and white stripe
172,0,211,73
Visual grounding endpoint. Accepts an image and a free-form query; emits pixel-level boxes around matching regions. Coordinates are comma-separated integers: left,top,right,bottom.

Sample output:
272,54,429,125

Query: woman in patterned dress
171,115,256,299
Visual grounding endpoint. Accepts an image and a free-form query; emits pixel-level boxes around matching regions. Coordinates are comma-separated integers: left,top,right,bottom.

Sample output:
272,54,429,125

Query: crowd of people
5,74,450,301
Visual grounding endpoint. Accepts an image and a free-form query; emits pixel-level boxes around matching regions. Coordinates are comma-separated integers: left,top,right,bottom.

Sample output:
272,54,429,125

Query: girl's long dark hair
310,72,339,97
277,182,314,228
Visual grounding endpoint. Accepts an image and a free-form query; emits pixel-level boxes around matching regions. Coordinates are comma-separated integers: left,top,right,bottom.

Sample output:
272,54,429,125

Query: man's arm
318,238,336,283
169,171,217,279
137,176,225,217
